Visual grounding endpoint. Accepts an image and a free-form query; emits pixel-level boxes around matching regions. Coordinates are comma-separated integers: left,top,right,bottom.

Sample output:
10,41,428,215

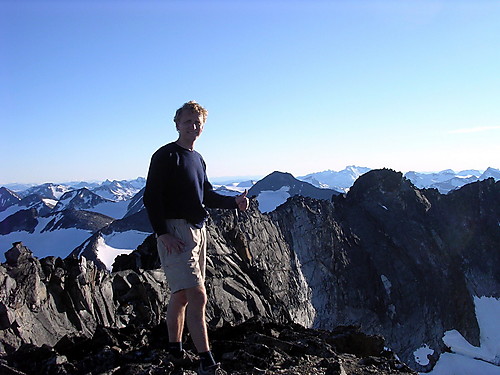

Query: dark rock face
41,209,114,233
123,187,146,218
103,209,152,234
0,169,498,373
271,170,500,371
0,208,38,235
0,208,114,237
426,178,500,297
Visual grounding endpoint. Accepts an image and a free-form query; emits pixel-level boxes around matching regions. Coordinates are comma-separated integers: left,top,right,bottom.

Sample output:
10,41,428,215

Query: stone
4,243,32,267
2,318,416,375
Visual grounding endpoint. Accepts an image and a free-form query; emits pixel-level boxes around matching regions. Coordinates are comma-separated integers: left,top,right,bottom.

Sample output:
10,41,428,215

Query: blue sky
1,0,499,184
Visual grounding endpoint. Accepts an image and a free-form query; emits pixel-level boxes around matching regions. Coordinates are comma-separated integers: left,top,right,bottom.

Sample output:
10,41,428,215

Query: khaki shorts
157,219,207,293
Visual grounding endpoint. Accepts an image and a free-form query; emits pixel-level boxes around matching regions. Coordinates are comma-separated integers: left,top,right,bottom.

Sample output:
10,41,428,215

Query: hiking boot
165,349,186,365
198,362,227,375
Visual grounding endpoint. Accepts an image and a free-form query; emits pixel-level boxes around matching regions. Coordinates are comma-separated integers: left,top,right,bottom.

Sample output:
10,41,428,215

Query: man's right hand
158,233,185,254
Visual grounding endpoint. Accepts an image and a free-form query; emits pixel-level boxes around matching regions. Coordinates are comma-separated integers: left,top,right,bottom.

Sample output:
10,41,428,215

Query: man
143,101,249,375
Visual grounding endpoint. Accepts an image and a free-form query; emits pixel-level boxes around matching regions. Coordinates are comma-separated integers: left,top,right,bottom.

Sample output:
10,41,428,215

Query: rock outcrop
0,243,165,354
0,210,314,355
0,318,417,375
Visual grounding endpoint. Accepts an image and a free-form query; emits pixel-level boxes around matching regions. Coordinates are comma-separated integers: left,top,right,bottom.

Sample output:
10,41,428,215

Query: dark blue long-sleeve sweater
143,142,237,235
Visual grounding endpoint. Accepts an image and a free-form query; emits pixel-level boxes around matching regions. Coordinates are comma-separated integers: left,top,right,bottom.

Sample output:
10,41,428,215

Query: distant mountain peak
0,187,21,212
480,167,500,180
53,188,113,212
249,170,339,213
298,166,371,193
404,167,498,193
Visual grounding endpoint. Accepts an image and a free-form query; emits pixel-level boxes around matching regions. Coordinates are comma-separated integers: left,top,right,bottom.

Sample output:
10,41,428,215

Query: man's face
176,111,204,142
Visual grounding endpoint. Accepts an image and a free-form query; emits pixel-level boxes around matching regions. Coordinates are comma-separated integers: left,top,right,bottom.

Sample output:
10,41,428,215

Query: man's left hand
235,189,249,211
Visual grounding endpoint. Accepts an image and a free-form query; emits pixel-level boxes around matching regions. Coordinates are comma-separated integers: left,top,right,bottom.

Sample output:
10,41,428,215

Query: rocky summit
0,317,416,375
0,244,415,375
0,169,499,374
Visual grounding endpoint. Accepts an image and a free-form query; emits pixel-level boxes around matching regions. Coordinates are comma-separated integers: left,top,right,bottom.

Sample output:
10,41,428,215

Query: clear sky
1,0,499,185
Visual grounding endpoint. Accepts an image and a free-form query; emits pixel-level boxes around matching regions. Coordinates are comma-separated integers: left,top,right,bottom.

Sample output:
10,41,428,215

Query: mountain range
1,167,499,264
1,168,499,375
299,166,500,194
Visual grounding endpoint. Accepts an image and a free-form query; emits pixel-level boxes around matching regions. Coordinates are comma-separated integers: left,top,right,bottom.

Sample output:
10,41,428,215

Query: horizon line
2,166,498,188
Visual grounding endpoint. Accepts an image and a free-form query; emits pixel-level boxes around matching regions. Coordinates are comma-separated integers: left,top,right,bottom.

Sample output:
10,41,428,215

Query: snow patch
42,198,58,209
475,296,500,365
425,296,500,374
381,274,392,295
96,236,132,271
256,186,291,213
414,345,434,366
92,200,129,219
96,231,149,270
426,353,500,375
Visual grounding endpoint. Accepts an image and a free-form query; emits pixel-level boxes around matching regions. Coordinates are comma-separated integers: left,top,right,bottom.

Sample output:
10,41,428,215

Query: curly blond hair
173,100,208,125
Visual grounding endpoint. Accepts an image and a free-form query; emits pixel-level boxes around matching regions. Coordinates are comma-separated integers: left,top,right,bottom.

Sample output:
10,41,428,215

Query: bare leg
166,290,188,342
185,284,210,352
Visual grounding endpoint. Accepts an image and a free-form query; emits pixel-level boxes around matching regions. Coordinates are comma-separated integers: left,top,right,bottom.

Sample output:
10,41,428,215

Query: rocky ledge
0,318,416,375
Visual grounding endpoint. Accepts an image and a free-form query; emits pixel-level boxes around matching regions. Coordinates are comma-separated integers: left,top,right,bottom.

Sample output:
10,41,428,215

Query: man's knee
186,285,207,307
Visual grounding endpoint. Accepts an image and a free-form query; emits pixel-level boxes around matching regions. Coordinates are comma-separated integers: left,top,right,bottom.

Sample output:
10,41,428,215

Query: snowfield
96,231,150,270
256,186,291,213
420,296,500,374
0,226,92,260
90,200,130,219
